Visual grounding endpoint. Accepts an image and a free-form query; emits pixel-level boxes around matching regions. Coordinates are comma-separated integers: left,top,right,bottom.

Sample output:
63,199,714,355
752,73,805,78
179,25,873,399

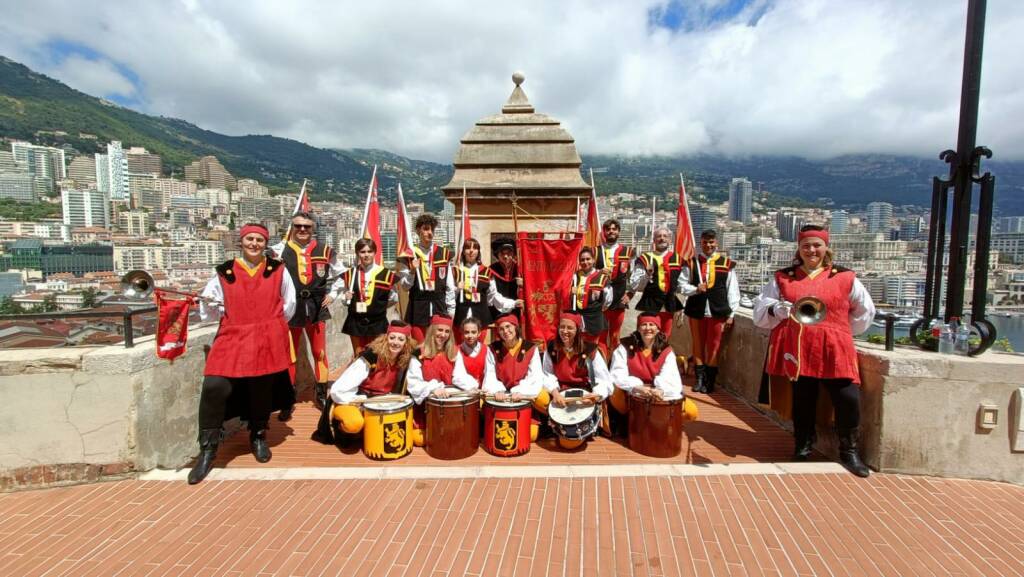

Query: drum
627,393,685,458
483,399,532,457
363,398,414,460
425,388,479,460
547,388,601,442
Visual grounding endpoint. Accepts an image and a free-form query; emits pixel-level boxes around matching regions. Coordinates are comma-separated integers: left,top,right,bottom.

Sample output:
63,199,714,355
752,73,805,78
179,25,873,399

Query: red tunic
360,364,400,396
626,347,673,385
491,341,537,391
419,353,454,386
548,340,598,391
766,267,861,383
204,259,291,378
460,346,487,384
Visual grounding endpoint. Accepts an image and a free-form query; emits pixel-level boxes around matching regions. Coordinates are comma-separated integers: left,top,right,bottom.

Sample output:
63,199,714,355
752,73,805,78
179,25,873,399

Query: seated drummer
483,313,546,441
538,312,614,448
406,315,458,447
316,320,414,442
452,317,498,391
608,313,685,413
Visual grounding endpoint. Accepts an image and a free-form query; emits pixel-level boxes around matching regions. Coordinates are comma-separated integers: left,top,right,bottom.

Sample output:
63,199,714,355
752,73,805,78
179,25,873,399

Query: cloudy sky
2,0,1022,162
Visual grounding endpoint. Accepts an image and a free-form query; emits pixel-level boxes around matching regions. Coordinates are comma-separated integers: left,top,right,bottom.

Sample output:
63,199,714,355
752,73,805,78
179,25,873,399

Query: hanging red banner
517,232,584,343
155,290,193,360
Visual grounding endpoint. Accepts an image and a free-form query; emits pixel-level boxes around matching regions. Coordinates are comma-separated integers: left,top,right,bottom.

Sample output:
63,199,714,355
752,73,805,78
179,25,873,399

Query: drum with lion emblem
482,399,531,457
363,398,414,460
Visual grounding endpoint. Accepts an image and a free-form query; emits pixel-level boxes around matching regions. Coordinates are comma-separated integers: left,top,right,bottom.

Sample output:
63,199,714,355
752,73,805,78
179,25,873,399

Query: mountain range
2,55,1021,216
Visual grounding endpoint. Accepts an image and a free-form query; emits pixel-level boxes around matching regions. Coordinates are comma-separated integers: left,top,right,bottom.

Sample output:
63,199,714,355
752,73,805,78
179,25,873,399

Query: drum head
364,399,413,412
429,387,469,402
549,401,596,425
486,399,530,409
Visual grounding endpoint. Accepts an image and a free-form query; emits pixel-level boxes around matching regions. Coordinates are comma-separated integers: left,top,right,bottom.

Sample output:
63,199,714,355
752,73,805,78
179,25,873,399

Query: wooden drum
627,393,685,458
425,389,480,460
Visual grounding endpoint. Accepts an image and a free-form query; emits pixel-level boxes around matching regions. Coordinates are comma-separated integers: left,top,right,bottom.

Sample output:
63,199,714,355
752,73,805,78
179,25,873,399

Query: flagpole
681,173,703,284
282,178,308,243
651,196,657,247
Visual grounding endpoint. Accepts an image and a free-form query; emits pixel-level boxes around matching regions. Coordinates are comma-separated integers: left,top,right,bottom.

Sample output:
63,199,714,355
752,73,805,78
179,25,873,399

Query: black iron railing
0,306,158,348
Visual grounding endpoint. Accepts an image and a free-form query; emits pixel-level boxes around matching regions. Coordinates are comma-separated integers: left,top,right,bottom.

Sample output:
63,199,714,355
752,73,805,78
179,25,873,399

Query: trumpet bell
121,269,155,299
793,296,826,326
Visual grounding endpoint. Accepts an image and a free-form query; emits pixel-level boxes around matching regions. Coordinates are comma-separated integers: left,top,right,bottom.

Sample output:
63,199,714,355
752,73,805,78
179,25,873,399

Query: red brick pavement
214,388,799,468
1,474,1022,576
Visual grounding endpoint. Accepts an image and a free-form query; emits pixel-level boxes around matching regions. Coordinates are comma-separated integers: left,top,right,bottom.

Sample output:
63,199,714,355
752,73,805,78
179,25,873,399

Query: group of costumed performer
753,225,875,477
188,223,297,485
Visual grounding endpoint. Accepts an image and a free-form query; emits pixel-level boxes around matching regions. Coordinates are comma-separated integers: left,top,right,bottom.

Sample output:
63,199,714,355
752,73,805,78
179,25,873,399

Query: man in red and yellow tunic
595,219,636,351
630,228,685,339
188,223,296,484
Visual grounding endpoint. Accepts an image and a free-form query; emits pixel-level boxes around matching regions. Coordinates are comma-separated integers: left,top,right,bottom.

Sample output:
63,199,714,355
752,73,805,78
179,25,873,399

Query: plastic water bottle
937,319,955,355
954,320,971,356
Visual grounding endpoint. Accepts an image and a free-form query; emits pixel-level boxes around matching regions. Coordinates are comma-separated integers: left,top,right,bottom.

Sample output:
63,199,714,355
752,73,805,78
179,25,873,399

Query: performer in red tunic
595,219,636,351
564,247,611,343
340,238,399,356
452,238,520,343
451,317,498,391
188,223,297,484
406,315,457,446
397,214,455,343
679,229,740,394
608,314,684,409
753,225,875,477
483,314,546,441
631,228,685,339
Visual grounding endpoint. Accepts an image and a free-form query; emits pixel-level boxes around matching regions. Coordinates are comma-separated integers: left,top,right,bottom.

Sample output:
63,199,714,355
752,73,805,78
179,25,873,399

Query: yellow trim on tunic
235,257,265,278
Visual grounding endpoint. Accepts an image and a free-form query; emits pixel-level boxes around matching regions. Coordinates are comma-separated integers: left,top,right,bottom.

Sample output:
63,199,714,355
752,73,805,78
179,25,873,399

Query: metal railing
0,306,158,348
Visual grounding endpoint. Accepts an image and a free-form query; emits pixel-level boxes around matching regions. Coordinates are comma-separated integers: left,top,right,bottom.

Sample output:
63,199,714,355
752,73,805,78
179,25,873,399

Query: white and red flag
359,165,383,265
281,179,310,242
454,184,472,254
583,169,603,249
674,175,701,282
395,183,415,260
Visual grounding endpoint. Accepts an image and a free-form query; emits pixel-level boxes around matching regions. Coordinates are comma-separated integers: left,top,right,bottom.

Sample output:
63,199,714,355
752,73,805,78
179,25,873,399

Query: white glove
773,300,793,319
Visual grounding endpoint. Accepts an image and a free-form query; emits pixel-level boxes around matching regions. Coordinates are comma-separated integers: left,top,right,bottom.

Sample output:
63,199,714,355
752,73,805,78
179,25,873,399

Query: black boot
249,423,272,463
278,404,294,422
838,428,870,477
692,365,707,394
188,428,221,485
705,366,718,394
792,428,815,462
314,382,328,410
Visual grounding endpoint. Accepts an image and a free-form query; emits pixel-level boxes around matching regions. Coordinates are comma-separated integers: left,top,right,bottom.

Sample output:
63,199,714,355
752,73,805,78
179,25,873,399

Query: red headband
430,315,453,328
637,313,662,329
387,324,412,337
495,314,520,327
798,229,829,245
240,224,269,240
559,312,583,327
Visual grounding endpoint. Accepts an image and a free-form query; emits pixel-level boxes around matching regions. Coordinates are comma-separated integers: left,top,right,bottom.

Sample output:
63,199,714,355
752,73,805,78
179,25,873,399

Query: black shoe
249,425,272,463
314,383,328,410
792,433,815,461
188,428,221,485
705,366,718,394
838,428,870,478
278,406,294,422
692,365,707,394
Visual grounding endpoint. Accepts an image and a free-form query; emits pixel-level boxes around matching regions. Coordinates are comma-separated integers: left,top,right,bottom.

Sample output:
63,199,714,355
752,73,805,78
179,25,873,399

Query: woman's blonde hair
420,322,457,361
367,321,414,369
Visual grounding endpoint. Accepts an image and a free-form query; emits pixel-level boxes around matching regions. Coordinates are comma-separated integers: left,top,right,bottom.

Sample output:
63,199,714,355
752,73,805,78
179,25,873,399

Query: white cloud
0,0,1021,161
48,55,137,102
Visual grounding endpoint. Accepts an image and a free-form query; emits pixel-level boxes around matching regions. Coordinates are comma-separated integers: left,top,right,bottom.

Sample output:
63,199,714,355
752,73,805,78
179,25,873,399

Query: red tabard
360,363,401,397
460,347,487,384
493,343,536,391
626,348,673,385
419,353,454,386
204,260,291,378
553,352,592,391
766,268,861,383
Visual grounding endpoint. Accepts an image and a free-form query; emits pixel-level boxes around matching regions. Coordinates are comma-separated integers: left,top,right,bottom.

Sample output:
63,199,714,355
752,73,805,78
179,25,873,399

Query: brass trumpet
791,296,826,326
120,270,221,305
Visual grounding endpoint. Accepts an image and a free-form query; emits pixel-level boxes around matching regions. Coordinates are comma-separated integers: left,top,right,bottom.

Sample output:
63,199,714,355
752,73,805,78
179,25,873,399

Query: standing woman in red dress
189,223,297,484
753,225,876,477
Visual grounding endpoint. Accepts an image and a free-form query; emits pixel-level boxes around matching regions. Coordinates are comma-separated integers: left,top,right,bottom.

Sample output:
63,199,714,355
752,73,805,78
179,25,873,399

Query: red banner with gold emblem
155,290,193,360
518,232,584,343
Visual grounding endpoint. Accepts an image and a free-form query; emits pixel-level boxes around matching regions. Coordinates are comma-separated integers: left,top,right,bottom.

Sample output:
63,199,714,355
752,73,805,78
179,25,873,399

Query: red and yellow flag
395,183,414,260
674,176,700,281
360,165,383,265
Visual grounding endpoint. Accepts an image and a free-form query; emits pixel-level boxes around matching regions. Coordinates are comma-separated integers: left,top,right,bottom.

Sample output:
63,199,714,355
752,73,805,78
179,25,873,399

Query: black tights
198,375,274,431
791,377,860,437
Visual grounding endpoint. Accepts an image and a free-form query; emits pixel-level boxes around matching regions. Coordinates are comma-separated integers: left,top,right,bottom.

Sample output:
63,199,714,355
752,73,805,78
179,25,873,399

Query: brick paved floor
2,473,1022,577
214,388,799,468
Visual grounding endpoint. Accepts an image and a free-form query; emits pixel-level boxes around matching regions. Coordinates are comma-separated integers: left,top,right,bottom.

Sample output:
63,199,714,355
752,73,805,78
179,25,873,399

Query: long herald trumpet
121,269,222,305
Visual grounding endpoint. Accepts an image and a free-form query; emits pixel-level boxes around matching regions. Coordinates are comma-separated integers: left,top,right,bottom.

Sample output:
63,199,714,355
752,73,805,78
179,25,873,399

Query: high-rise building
95,141,130,200
62,188,111,228
899,216,925,241
689,203,717,239
866,202,893,234
236,178,269,198
238,196,281,225
118,210,150,236
184,156,236,190
995,216,1024,234
0,172,38,202
0,151,18,172
125,147,162,175
66,156,97,188
829,210,849,234
728,178,753,224
11,141,65,196
154,177,197,197
775,211,805,242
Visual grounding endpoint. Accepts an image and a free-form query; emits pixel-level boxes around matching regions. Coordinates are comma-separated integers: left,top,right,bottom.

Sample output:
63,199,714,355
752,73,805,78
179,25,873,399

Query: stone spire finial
502,70,534,114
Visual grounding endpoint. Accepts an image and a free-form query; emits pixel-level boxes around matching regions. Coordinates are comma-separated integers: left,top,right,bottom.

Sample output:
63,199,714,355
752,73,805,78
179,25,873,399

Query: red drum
627,393,685,458
425,389,479,460
483,399,532,457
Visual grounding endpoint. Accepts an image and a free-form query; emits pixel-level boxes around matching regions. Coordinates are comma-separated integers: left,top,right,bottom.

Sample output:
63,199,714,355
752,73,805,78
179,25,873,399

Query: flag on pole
454,184,472,256
359,165,383,265
583,169,603,248
281,179,310,242
650,196,657,247
674,175,701,282
395,183,414,260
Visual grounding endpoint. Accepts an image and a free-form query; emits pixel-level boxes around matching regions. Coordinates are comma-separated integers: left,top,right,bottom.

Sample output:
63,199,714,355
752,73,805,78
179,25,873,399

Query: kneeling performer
483,314,546,441
189,223,296,484
609,313,698,421
538,313,613,449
